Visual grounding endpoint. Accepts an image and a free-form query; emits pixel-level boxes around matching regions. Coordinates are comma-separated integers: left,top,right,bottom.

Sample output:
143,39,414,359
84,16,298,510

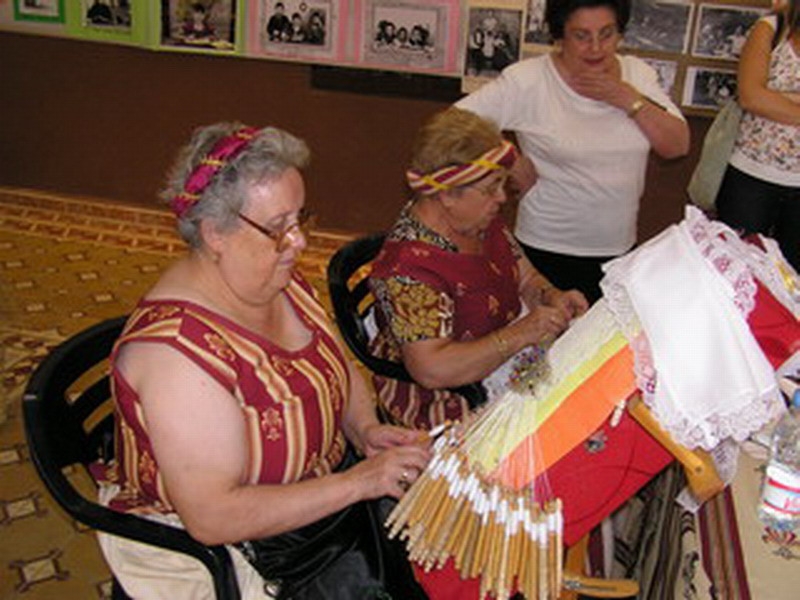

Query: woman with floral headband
369,108,589,430
96,122,430,599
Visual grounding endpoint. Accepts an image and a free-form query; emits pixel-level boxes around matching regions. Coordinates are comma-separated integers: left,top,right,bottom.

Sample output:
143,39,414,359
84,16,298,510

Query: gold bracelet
627,97,646,118
492,331,509,360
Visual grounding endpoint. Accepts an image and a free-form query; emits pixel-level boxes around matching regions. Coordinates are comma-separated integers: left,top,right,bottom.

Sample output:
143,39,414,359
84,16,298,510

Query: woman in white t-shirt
456,0,689,302
716,1,800,271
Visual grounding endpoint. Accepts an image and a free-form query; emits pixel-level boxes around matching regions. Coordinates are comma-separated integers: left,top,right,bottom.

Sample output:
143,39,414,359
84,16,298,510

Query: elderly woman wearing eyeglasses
97,123,431,600
456,0,690,304
369,108,589,431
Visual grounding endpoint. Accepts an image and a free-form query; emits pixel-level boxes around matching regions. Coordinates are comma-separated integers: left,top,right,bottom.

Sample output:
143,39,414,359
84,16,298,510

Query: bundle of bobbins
386,427,564,599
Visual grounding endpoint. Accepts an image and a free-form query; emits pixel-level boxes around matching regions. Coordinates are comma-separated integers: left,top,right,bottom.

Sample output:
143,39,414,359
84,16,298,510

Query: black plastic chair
327,232,487,411
22,316,241,600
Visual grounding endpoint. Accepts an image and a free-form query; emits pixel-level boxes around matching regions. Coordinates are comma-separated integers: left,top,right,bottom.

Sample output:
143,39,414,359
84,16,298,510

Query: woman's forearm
631,99,691,158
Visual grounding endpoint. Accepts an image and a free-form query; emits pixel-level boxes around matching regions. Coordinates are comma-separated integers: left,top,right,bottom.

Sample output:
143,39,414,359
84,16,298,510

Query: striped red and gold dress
104,272,349,514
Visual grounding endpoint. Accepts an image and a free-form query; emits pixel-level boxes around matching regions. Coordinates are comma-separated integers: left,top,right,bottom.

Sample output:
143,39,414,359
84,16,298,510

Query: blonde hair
409,108,504,176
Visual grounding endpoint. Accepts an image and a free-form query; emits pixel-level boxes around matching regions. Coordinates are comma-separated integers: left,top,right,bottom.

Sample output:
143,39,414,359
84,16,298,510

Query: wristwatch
627,97,646,118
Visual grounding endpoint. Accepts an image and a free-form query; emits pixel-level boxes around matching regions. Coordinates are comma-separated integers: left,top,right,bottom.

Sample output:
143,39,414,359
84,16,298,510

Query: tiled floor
0,187,352,599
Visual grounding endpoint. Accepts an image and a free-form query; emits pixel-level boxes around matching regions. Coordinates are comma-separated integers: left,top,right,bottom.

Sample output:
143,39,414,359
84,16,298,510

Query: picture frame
248,0,348,63
682,64,737,110
67,1,148,45
353,0,461,75
691,3,768,60
622,0,693,55
462,1,524,92
13,0,64,23
156,0,242,54
523,0,550,48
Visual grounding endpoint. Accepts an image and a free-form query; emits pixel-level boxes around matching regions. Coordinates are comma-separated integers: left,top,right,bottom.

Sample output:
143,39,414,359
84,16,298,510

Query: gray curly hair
160,122,310,248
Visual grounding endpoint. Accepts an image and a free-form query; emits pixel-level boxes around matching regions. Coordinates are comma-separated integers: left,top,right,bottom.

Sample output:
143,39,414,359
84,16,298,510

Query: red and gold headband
170,126,258,218
405,140,516,196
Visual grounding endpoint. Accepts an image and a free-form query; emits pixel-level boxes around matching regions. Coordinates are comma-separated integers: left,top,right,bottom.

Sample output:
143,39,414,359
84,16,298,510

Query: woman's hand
360,423,427,457
345,442,432,500
569,61,637,111
546,288,589,320
515,304,571,344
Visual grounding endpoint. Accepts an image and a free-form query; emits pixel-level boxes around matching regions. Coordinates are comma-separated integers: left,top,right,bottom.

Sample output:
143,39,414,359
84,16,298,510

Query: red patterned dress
369,206,523,429
104,272,349,514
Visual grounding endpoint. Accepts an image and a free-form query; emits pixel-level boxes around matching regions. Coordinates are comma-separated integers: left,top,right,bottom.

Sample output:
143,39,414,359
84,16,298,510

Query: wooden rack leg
627,395,724,503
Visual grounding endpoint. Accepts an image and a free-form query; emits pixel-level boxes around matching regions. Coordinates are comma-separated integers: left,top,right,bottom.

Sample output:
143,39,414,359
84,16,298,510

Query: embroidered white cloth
601,208,781,450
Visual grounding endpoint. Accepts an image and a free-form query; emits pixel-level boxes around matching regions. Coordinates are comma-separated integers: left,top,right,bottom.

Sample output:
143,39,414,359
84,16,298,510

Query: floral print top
367,204,523,429
731,16,800,184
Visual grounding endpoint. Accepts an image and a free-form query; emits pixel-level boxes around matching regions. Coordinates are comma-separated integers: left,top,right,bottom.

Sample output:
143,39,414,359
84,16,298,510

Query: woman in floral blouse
716,0,800,270
369,108,588,430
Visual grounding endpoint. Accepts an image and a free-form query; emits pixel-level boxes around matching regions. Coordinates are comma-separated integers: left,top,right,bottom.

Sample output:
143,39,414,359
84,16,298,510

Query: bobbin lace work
482,300,621,404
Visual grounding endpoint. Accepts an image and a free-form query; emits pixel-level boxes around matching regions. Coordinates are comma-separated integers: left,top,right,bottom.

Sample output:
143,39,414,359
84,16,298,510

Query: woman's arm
737,20,800,125
401,303,568,389
121,343,429,546
341,359,424,454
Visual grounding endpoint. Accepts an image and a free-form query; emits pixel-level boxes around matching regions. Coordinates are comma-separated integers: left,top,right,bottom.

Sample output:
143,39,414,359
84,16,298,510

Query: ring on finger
398,470,411,491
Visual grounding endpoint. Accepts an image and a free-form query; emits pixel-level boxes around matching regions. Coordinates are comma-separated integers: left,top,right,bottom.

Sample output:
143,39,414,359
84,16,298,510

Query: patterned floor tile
0,186,353,600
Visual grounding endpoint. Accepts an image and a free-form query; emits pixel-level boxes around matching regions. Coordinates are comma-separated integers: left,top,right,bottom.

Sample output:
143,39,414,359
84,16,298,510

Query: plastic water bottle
758,390,800,531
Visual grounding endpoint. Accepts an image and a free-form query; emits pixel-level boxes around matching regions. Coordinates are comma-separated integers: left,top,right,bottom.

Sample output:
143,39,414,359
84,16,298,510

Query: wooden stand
559,395,725,598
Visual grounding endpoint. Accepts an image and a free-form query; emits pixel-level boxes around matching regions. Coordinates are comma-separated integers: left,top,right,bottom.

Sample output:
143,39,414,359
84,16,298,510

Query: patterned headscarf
405,140,516,196
170,126,258,218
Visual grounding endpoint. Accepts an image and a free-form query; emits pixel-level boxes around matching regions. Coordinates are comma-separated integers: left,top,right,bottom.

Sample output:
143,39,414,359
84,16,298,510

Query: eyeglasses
469,173,508,198
565,25,619,47
237,207,314,252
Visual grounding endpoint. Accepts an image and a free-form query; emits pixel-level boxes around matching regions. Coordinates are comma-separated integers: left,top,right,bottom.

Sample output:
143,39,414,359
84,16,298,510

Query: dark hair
785,0,799,36
545,0,630,40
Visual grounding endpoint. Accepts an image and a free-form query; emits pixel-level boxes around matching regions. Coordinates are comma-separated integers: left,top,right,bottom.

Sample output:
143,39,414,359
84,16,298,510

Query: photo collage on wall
1,0,775,114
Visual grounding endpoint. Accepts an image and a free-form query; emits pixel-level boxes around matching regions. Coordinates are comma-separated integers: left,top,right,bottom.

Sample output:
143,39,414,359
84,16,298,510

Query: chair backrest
327,233,486,410
22,316,241,600
327,232,412,382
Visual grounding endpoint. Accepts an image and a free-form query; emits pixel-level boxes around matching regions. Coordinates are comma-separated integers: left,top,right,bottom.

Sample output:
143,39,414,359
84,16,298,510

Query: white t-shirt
457,53,684,256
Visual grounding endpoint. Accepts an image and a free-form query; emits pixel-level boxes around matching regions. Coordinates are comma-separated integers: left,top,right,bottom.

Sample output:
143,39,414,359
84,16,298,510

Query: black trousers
716,164,800,271
518,242,620,305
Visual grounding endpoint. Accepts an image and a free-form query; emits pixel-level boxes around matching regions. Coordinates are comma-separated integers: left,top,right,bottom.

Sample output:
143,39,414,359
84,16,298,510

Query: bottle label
761,465,800,518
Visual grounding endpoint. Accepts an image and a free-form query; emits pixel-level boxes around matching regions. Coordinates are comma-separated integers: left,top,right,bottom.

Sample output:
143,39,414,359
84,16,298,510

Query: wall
0,31,708,240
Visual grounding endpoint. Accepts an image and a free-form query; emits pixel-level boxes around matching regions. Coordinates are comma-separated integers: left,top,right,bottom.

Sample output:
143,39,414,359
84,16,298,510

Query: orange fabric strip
491,344,636,489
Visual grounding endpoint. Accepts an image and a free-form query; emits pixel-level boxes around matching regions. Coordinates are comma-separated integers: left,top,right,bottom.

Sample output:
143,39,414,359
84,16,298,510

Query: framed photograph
248,0,348,63
622,0,693,55
524,0,550,47
82,0,130,29
692,3,768,60
158,0,239,53
463,5,523,79
641,56,680,100
66,1,149,45
354,0,461,75
13,0,64,23
682,65,737,110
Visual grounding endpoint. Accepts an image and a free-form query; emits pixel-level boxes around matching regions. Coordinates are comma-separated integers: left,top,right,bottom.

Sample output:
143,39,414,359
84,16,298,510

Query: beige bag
686,99,743,211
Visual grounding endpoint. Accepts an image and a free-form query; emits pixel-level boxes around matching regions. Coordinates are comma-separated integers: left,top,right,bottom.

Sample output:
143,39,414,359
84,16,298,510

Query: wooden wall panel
0,31,708,241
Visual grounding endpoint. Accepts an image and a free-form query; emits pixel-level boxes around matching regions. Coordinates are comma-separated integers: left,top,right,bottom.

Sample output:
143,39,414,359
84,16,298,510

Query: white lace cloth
601,207,783,451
